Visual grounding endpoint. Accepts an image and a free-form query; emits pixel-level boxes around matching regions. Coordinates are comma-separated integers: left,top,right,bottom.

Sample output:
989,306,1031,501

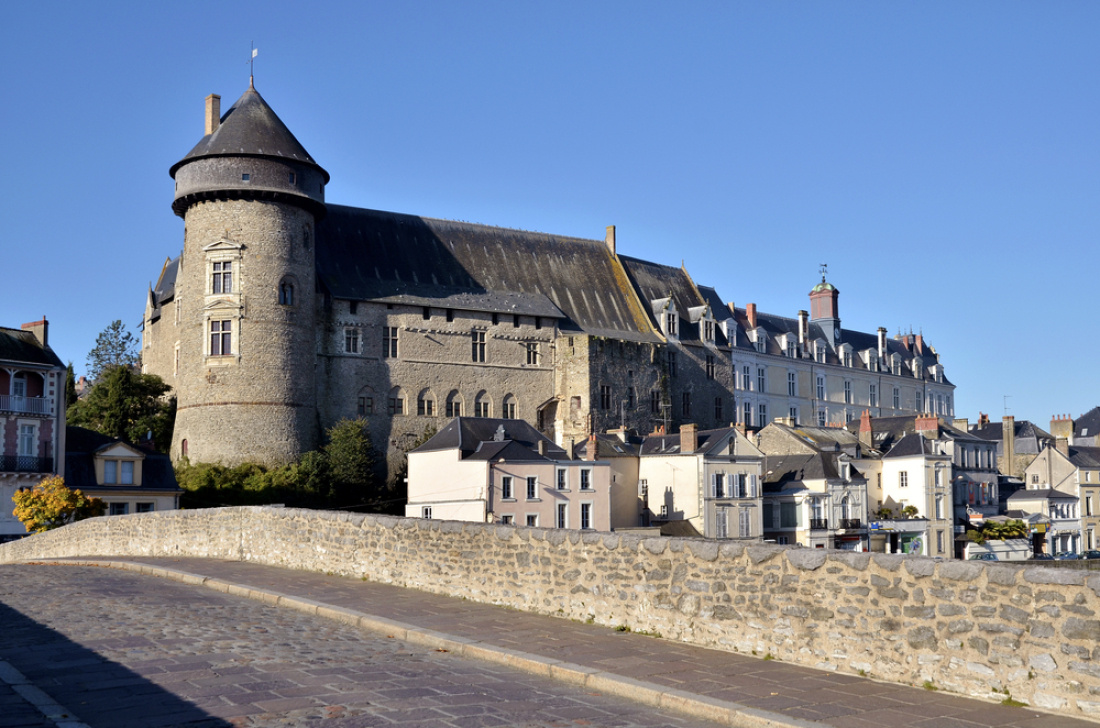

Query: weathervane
248,42,258,85
819,263,828,282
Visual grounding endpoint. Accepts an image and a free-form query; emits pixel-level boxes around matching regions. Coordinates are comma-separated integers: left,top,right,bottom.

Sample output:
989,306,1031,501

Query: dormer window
814,341,826,363
104,459,134,485
703,319,714,343
753,331,766,353
665,312,678,337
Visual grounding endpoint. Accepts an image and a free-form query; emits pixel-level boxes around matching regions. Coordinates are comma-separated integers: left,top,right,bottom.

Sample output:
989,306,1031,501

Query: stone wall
6,507,1100,720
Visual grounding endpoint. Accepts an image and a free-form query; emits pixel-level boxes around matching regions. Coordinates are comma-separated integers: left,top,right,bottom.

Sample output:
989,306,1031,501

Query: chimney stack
915,334,924,354
585,435,598,462
915,414,939,437
746,303,757,330
1050,414,1074,440
537,440,548,456
1056,437,1070,457
1002,416,1016,477
680,423,698,453
205,94,222,136
20,317,48,347
877,327,887,361
605,225,616,255
858,410,874,450
797,310,808,347
953,418,969,432
978,412,989,427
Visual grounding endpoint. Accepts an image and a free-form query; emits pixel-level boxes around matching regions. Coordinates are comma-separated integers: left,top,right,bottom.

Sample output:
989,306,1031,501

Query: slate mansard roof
64,427,180,494
0,327,64,369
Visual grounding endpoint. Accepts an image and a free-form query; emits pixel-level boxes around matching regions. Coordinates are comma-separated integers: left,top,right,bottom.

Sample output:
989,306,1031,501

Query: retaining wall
4,507,1100,720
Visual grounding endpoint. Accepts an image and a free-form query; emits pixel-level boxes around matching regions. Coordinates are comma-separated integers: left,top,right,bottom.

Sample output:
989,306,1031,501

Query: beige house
1020,441,1100,553
65,427,181,515
406,418,611,531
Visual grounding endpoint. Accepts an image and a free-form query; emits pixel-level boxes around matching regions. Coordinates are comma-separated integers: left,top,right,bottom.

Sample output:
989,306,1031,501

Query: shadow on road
0,601,229,728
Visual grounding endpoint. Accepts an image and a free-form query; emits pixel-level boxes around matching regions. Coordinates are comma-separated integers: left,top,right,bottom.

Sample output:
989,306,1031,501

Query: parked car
1055,551,1081,560
968,553,998,561
1082,550,1100,560
1030,553,1054,561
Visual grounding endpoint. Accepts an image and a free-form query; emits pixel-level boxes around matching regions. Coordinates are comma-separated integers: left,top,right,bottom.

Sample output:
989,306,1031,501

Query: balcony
0,455,54,474
0,395,53,416
839,518,862,530
809,518,829,530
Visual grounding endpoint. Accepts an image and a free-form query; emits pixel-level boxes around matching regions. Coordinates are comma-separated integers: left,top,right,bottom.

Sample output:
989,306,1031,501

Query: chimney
1002,416,1016,477
877,327,887,361
735,422,747,436
915,414,939,437
680,423,697,453
746,303,757,330
205,94,221,136
953,418,969,432
20,317,48,347
915,334,923,354
566,437,576,460
537,440,548,456
797,310,808,347
1050,414,1074,440
897,334,909,351
1056,437,1070,456
858,410,873,450
606,426,628,443
585,435,598,462
605,225,616,255
978,412,989,427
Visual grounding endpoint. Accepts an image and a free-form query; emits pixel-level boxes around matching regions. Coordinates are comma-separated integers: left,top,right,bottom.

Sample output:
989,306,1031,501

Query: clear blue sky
1,1,1096,428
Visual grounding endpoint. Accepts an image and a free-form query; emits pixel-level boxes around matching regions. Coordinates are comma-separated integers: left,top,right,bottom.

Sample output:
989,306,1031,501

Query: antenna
248,43,258,85
1003,395,1011,417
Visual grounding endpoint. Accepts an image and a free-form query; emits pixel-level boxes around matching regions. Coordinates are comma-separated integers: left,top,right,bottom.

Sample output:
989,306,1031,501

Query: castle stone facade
143,83,953,476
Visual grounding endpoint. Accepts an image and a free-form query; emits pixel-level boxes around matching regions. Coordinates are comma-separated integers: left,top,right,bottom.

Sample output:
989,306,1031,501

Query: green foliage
177,419,387,512
86,320,139,382
967,519,1029,545
12,476,106,533
64,362,77,409
389,424,437,504
875,507,894,519
67,366,175,452
901,505,920,518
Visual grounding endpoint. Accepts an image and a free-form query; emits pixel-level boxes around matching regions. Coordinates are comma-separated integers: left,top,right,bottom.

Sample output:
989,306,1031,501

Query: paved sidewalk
38,557,1097,728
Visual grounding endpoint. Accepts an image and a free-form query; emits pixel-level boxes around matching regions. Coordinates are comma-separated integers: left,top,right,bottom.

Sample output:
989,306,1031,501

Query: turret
166,82,327,466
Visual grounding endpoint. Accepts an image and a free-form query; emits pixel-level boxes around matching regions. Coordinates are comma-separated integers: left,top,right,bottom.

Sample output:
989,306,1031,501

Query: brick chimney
746,303,757,330
1002,416,1016,477
858,410,874,450
585,435,598,462
978,412,989,427
914,334,923,354
680,423,697,453
605,225,616,255
1056,437,1070,456
915,414,939,437
205,93,221,136
897,334,909,352
21,317,48,347
1050,414,1074,440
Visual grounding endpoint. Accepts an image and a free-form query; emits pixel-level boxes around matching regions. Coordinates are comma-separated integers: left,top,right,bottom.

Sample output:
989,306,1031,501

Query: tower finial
819,262,828,282
249,43,258,87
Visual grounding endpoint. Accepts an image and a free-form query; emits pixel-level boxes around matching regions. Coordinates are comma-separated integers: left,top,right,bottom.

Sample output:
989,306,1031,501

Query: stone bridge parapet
4,507,1100,720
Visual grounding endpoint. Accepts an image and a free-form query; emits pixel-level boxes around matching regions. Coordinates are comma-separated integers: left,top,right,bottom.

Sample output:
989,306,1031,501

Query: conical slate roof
170,83,328,181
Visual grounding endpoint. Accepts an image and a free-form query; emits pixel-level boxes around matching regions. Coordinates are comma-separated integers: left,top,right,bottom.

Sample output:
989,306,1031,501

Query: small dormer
777,332,798,358
837,342,854,368
890,353,903,376
862,349,878,372
651,296,678,340
94,442,147,486
688,304,716,345
751,328,767,354
813,338,828,363
913,357,923,379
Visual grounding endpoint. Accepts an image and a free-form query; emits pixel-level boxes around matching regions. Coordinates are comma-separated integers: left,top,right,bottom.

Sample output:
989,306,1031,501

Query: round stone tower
169,81,329,466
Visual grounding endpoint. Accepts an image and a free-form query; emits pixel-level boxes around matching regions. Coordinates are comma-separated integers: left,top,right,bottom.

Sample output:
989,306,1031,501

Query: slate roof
0,327,64,369
316,206,660,341
170,84,328,180
619,256,726,346
413,417,569,461
1075,407,1100,440
569,432,644,460
1006,488,1077,502
762,454,828,492
1068,446,1100,469
845,415,981,457
969,419,1053,445
64,426,180,494
639,427,739,456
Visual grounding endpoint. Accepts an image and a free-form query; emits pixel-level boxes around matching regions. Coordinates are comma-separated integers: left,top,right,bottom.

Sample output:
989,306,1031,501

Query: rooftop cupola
169,82,329,218
809,269,841,346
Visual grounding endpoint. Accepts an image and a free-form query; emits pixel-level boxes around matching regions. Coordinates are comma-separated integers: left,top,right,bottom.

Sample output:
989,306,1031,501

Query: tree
323,418,378,507
12,476,105,533
64,362,78,409
86,320,139,382
67,366,176,452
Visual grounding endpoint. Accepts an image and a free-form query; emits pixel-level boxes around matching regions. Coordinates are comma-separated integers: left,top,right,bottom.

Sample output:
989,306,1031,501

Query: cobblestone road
0,564,724,728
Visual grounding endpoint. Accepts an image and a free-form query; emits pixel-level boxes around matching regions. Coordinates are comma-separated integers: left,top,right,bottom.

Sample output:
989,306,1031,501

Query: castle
142,82,956,475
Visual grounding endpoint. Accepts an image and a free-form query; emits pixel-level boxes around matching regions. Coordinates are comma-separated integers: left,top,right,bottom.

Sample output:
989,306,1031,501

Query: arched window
445,390,463,418
474,390,490,418
357,386,376,416
417,389,435,417
387,387,405,416
502,394,517,419
278,279,294,306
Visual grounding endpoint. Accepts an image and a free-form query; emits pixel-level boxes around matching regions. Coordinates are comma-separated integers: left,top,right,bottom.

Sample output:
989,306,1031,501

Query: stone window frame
525,476,538,501
344,327,361,355
445,390,463,418
501,475,514,500
502,394,517,419
471,331,486,363
202,305,241,364
556,468,569,491
417,389,436,417
278,276,296,306
556,502,568,529
473,390,491,418
525,342,539,366
202,241,243,297
579,501,593,530
387,387,405,416
382,327,399,359
579,468,593,491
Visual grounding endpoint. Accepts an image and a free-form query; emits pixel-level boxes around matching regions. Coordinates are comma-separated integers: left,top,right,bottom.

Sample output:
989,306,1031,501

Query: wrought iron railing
809,518,829,530
840,518,862,530
0,455,53,473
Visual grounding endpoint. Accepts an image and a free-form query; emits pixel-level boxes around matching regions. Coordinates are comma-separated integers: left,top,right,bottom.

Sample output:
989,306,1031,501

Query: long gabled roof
316,206,660,341
619,256,727,346
969,419,1053,444
413,417,568,461
0,326,64,369
1075,407,1100,440
170,84,328,180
